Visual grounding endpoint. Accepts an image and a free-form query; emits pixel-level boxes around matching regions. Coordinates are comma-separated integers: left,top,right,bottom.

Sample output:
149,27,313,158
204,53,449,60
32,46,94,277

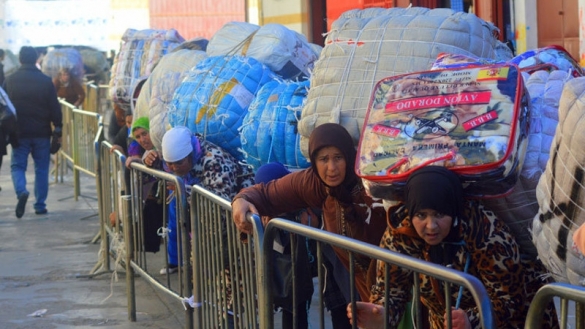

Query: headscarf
404,166,464,244
255,162,290,184
131,116,150,133
405,166,463,220
308,123,357,203
161,126,202,164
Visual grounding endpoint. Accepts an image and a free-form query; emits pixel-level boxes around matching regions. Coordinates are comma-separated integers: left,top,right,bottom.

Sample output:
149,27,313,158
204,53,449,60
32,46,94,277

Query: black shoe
16,192,29,218
35,209,48,215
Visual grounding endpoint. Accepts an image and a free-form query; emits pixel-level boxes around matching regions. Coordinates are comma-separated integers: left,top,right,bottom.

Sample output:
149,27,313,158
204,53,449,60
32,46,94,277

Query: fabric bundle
532,77,585,285
298,6,512,158
167,55,277,160
207,21,319,79
41,47,84,81
511,46,584,77
240,79,311,170
79,48,110,84
482,70,570,259
133,49,208,151
108,28,185,110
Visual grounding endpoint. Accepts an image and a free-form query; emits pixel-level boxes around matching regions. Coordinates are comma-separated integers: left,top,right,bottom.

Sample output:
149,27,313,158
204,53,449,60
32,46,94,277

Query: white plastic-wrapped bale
298,7,509,158
532,77,585,285
41,48,84,81
133,49,208,152
108,28,185,109
207,21,319,79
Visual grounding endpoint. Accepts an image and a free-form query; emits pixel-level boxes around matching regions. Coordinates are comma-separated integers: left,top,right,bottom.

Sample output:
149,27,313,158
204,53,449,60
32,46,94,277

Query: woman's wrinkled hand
232,198,258,235
445,308,471,329
125,156,141,169
142,150,160,167
346,302,384,329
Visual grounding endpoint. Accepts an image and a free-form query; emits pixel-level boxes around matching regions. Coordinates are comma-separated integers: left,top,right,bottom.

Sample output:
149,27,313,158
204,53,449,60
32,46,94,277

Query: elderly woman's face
411,209,453,245
315,146,346,187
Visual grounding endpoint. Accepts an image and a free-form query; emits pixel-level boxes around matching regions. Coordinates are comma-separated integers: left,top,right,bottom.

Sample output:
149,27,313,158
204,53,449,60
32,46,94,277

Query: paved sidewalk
0,152,185,328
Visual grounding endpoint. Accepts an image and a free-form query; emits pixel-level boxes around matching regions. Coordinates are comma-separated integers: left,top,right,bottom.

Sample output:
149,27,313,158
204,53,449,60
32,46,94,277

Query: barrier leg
122,195,136,321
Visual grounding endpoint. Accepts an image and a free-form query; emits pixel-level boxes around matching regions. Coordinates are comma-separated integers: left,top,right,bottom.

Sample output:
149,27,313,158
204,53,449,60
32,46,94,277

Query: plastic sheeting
168,55,277,160
133,49,208,152
298,7,512,158
240,79,311,170
41,48,84,81
533,77,585,285
109,28,185,110
207,21,319,79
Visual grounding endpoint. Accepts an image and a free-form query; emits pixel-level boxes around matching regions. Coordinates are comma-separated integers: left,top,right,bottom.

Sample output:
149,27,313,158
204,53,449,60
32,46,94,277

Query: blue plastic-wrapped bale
283,82,310,168
242,79,310,170
240,80,280,168
168,55,276,160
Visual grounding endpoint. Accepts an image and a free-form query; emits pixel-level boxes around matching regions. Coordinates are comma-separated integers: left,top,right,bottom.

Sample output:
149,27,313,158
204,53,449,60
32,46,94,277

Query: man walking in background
4,46,62,218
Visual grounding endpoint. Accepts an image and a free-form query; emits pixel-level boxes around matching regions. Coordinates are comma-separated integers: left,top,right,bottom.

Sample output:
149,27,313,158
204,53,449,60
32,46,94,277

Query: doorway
537,0,579,60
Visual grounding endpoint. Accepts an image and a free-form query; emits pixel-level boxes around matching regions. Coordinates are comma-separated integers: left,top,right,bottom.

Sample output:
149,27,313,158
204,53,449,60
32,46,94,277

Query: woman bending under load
348,166,558,329
232,123,388,303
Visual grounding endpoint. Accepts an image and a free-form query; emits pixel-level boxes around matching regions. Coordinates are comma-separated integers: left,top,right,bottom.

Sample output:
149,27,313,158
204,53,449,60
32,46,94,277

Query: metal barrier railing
190,185,265,329
125,162,193,328
259,218,497,329
93,140,193,328
525,282,585,329
91,140,127,274
83,82,111,116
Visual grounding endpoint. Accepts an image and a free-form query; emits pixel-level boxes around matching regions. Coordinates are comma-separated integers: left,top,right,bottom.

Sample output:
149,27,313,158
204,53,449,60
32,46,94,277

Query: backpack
356,63,529,200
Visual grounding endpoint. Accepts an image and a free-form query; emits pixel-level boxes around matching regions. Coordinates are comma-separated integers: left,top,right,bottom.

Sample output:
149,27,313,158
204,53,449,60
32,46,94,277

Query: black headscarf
404,166,464,243
308,123,357,204
403,166,468,266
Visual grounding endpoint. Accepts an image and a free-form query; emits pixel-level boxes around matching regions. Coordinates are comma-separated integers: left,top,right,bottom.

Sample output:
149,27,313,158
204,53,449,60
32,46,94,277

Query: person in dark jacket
4,46,62,218
0,49,6,86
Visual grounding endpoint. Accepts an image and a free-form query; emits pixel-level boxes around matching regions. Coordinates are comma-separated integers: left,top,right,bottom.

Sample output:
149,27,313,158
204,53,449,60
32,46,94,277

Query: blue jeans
11,137,51,211
167,197,179,267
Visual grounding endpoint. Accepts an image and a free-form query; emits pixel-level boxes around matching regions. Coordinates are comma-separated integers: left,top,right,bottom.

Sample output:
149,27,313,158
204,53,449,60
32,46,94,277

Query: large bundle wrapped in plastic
240,79,311,170
109,28,185,110
482,70,570,259
532,77,585,285
168,55,277,159
207,21,319,79
298,7,512,158
79,49,110,84
511,45,584,77
41,48,84,81
133,49,208,151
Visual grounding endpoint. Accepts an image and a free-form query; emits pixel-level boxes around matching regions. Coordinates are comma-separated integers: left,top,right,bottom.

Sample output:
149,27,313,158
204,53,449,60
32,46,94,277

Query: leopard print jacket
370,200,558,329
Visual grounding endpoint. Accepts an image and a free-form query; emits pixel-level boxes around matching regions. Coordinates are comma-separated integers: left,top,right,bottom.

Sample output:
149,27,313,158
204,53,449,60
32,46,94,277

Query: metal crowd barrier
83,82,111,116
525,282,585,329
55,100,103,201
94,141,193,328
190,185,265,329
92,140,127,274
258,218,497,329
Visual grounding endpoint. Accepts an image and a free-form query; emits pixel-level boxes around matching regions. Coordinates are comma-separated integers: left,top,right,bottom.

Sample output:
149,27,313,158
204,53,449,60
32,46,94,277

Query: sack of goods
298,6,513,158
356,63,528,200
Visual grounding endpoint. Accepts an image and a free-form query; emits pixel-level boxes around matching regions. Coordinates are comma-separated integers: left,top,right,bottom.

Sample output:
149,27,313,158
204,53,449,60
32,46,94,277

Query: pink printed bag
356,64,529,200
